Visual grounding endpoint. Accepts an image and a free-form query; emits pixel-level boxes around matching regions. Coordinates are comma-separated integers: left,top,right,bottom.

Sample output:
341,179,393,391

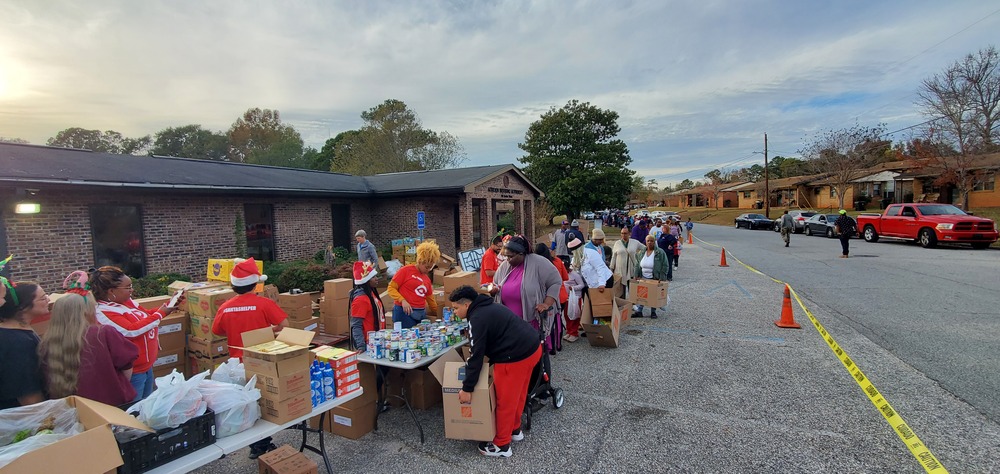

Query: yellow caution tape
693,236,948,473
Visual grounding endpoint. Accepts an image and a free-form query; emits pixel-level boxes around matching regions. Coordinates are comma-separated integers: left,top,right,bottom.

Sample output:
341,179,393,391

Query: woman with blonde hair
388,241,440,328
40,271,137,407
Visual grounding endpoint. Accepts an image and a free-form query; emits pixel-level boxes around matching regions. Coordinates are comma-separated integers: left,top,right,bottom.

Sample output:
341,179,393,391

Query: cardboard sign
458,248,486,272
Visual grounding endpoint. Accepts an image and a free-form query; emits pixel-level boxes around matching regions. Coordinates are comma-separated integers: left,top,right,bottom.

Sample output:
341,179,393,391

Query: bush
273,262,341,293
133,273,191,298
497,213,516,234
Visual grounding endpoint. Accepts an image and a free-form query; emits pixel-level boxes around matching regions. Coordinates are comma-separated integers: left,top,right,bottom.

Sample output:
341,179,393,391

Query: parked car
582,212,595,220
802,214,856,238
771,210,818,233
857,203,998,249
735,213,773,230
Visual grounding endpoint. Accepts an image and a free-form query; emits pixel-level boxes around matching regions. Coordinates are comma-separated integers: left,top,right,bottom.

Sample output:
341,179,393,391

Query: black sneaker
479,441,512,457
650,310,658,319
631,311,644,319
511,429,525,441
248,441,276,460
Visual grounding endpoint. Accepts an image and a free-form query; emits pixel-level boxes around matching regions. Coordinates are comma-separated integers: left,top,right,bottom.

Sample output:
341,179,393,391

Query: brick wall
366,196,460,257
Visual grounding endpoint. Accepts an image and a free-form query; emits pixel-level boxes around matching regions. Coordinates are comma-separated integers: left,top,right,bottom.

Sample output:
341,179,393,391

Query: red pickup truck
856,203,998,249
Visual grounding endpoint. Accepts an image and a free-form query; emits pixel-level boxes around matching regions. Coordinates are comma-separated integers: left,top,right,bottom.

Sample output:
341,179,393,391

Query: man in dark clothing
834,210,857,258
568,220,586,244
449,285,542,458
656,226,677,281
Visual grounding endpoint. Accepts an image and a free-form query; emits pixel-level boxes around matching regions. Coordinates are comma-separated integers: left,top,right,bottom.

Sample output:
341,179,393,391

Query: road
691,221,1000,424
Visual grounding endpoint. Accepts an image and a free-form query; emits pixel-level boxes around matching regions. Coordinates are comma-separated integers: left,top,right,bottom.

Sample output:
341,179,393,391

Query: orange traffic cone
775,284,801,329
687,231,693,244
719,247,729,267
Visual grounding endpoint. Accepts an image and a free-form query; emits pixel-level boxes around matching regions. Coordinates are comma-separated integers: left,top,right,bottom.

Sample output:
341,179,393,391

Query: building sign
487,187,524,199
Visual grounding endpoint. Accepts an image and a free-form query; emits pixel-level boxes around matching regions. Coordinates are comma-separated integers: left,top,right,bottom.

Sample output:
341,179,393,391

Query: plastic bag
567,288,581,321
210,357,247,386
128,369,208,430
198,376,261,438
0,399,84,468
385,259,404,277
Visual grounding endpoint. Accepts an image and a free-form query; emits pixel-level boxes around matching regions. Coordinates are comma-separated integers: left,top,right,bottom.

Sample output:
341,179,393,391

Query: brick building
0,143,542,290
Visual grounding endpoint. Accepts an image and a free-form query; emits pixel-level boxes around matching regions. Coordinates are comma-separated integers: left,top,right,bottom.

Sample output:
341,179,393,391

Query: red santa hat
231,258,267,286
353,260,377,285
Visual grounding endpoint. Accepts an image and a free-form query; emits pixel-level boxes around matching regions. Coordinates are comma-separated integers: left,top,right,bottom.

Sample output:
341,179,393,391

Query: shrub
133,273,191,298
273,262,340,293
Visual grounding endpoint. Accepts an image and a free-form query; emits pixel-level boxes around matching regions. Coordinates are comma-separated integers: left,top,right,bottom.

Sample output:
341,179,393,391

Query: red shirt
350,292,385,344
391,265,433,308
480,249,499,285
212,293,288,359
96,299,162,373
552,257,569,303
74,325,138,406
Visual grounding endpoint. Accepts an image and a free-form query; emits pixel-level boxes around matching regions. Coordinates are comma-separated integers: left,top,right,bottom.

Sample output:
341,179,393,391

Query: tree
331,99,466,175
518,100,635,218
150,124,228,160
676,179,694,190
46,127,151,155
916,46,1000,208
703,169,732,210
800,123,889,209
227,108,306,167
0,137,29,144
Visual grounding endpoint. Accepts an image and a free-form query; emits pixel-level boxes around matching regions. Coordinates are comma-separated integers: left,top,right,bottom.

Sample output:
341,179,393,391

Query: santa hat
353,261,377,285
231,258,267,286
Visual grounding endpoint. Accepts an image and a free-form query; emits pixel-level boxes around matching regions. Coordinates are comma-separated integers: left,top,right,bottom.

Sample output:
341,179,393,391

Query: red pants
493,345,542,446
566,317,581,337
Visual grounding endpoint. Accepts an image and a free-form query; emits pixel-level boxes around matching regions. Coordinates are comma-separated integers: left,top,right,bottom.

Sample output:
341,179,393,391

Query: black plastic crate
115,409,217,474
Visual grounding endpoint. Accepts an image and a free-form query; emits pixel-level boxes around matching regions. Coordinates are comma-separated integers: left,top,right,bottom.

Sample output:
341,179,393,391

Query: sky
1,0,998,186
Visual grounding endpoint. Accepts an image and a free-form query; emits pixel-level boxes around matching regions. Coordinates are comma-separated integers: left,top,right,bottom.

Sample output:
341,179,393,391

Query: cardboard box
432,268,448,287
313,347,358,369
135,295,171,310
186,287,236,318
443,270,479,295
379,291,395,312
0,396,152,474
207,258,263,282
241,327,315,378
189,313,218,340
406,368,443,410
152,360,186,378
252,369,310,402
288,316,319,332
319,296,350,319
629,278,669,308
588,287,614,317
437,254,456,270
327,399,377,440
323,278,354,300
265,452,318,474
341,363,378,410
581,295,627,348
259,392,311,424
258,445,314,474
151,347,185,372
189,353,229,375
377,257,388,271
157,311,189,351
260,284,280,302
188,335,228,358
278,291,320,310
333,363,358,379
429,349,496,441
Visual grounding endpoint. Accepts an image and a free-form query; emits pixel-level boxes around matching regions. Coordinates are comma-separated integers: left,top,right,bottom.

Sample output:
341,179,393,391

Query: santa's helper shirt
211,293,288,359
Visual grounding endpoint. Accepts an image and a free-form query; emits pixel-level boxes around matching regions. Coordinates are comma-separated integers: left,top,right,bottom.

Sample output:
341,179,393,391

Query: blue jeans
130,368,155,402
392,305,426,329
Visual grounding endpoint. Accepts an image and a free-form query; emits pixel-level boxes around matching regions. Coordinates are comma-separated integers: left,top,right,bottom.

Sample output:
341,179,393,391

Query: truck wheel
919,228,938,248
826,228,834,238
863,225,879,243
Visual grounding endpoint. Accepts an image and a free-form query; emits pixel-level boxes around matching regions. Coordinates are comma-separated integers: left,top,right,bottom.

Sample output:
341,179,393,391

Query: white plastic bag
210,357,247,386
128,369,208,430
567,288,581,321
198,376,261,438
385,259,404,277
0,399,85,468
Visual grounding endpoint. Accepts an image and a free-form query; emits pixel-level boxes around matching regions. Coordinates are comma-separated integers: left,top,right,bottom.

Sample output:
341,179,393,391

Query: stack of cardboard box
278,291,320,331
186,286,235,373
318,278,352,335
312,347,376,439
242,328,315,424
390,238,425,264
429,349,497,441
138,295,191,378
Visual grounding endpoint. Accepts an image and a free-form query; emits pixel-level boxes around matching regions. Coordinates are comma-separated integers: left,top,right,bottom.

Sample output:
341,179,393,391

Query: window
830,187,837,197
742,191,751,198
885,206,901,217
472,202,482,247
90,204,145,276
973,172,996,191
245,204,275,261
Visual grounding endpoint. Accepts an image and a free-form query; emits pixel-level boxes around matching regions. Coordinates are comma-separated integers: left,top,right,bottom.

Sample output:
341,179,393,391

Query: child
211,258,289,459
563,257,586,342
40,271,138,407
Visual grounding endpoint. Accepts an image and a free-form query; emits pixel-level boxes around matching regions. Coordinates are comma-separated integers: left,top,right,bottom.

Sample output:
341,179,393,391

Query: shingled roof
0,142,540,198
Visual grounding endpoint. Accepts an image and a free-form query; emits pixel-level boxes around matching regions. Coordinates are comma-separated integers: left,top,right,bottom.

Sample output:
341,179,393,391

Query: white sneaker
478,442,512,457
511,429,525,441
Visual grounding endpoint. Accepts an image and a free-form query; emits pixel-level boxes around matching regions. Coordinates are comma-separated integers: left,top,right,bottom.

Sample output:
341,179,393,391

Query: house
893,153,1000,208
0,142,542,290
677,182,745,209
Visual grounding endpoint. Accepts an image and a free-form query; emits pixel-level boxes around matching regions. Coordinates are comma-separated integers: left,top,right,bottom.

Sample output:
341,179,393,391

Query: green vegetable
35,429,53,436
12,429,32,443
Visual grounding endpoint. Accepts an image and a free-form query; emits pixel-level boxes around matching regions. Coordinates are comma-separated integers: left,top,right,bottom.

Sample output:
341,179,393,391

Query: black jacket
463,294,541,392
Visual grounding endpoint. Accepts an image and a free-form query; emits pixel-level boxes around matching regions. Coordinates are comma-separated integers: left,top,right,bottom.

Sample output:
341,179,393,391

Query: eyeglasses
114,285,133,291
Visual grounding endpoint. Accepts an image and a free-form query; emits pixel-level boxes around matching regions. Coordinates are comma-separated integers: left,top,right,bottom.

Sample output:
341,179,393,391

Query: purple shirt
500,265,525,320
631,222,649,242
75,325,138,406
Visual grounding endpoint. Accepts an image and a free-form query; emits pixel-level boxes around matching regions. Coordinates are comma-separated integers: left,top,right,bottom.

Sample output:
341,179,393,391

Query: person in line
564,245,587,342
672,223,683,269
348,260,384,351
649,218,664,241
550,220,572,260
610,227,641,299
630,217,649,243
573,232,613,294
211,257,288,459
685,218,695,241
491,236,562,335
40,271,138,407
656,223,677,281
92,265,180,402
0,276,48,409
388,241,439,328
834,210,858,258
585,229,612,279
355,230,379,266
480,235,503,286
567,220,586,244
633,234,669,319
534,243,568,353
449,285,542,458
779,210,794,247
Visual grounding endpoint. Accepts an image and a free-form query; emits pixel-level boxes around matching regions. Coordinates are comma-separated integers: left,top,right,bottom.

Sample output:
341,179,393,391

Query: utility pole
764,133,769,219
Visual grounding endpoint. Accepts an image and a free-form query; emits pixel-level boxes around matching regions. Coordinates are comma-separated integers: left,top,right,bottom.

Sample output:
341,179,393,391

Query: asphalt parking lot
202,233,1000,473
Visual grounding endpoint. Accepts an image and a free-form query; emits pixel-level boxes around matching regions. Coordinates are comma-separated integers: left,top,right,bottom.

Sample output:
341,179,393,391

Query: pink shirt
500,265,525,319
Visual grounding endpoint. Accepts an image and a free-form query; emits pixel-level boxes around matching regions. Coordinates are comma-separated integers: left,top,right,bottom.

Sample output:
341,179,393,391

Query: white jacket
577,247,613,288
